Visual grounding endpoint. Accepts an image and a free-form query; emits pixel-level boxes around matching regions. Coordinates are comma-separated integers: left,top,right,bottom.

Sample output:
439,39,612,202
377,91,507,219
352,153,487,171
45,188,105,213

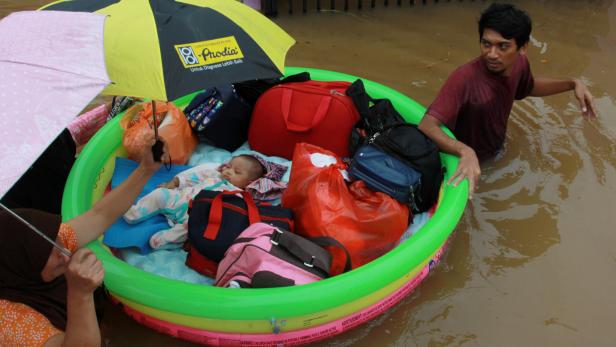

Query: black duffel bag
185,190,294,277
233,71,311,106
346,79,444,213
371,124,443,213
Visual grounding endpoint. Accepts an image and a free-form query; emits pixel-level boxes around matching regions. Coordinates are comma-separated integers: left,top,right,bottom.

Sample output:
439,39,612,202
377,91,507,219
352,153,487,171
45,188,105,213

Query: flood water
2,0,616,346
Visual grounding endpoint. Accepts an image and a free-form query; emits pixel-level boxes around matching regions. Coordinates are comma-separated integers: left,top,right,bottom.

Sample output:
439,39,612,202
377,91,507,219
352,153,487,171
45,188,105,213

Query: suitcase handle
203,191,261,240
281,89,332,132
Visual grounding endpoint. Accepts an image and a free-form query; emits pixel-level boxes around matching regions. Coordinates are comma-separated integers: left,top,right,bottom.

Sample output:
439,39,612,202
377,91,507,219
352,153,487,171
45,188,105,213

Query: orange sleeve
57,223,78,253
0,299,62,347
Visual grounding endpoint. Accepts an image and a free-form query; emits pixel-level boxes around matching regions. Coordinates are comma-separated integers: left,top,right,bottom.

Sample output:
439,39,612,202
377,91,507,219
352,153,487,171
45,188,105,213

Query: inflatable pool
62,67,468,346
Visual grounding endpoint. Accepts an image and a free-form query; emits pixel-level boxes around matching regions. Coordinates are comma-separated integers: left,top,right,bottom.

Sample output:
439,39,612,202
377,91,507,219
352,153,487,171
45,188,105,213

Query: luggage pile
129,72,444,288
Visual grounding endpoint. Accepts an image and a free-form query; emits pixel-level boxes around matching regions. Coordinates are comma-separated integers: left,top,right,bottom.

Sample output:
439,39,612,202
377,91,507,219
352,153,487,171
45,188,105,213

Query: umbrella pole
152,100,158,140
150,100,165,162
0,202,72,257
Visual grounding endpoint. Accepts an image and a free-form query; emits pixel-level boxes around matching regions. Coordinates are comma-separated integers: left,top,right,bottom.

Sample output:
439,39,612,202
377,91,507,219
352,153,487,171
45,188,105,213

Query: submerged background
1,0,615,345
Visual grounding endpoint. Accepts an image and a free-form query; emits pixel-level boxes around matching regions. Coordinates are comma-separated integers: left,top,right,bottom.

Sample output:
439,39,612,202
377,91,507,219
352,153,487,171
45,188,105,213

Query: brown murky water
2,0,616,345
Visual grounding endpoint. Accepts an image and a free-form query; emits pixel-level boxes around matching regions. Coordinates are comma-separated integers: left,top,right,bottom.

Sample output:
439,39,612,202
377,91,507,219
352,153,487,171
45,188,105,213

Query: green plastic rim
62,67,467,325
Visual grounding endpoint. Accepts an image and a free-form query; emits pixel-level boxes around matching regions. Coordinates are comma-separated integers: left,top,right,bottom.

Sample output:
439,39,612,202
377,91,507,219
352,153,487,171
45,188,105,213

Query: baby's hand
159,177,179,189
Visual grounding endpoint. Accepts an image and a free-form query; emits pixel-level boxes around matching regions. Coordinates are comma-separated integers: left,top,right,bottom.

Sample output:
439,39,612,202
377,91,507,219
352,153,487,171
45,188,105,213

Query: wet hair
235,154,265,181
478,3,532,49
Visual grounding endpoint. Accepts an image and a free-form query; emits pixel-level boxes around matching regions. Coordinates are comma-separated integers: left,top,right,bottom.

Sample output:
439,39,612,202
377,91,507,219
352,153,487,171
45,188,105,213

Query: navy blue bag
349,144,422,211
183,85,251,151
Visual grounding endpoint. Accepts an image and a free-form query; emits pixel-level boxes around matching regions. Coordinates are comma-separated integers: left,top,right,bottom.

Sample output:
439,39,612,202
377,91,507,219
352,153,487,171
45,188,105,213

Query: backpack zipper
379,127,438,160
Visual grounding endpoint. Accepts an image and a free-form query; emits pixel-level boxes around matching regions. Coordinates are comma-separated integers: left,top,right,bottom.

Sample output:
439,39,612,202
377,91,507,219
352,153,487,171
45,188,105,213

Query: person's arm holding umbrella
1,137,164,347
42,248,104,347
49,136,163,346
67,134,163,247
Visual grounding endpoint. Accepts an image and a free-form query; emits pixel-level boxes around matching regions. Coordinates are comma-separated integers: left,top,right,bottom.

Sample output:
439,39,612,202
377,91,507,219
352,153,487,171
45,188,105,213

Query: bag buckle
270,227,283,246
409,187,419,212
304,256,316,268
368,132,380,143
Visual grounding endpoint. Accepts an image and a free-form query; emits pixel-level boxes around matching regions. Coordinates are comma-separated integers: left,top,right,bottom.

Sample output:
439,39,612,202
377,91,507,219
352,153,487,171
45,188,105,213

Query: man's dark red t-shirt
426,54,534,160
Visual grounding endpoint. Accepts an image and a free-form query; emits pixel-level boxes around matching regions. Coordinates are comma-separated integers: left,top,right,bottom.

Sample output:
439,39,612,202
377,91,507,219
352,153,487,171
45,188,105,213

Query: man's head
220,155,265,189
478,3,532,75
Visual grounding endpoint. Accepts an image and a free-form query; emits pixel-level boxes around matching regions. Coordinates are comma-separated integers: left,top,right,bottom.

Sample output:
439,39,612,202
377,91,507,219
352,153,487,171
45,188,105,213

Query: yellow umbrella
42,0,295,101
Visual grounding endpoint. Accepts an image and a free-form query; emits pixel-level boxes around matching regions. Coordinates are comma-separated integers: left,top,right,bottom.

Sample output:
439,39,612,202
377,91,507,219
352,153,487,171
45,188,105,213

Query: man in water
418,3,597,199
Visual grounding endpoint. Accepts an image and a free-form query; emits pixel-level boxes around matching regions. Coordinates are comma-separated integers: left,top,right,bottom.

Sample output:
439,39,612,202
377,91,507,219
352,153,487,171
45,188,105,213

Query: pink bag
215,223,350,288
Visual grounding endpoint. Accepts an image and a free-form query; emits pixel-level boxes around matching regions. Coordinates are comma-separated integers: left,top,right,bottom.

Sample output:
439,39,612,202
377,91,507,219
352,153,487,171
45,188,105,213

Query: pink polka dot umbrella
0,10,110,199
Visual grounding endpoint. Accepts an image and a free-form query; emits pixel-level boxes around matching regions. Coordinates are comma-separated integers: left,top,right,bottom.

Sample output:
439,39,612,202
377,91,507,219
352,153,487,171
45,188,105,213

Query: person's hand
138,133,165,173
64,248,105,296
158,177,179,189
573,79,598,118
449,146,481,199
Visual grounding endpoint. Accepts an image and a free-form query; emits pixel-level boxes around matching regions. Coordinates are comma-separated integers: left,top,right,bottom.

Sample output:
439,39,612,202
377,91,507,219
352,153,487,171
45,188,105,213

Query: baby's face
220,157,260,189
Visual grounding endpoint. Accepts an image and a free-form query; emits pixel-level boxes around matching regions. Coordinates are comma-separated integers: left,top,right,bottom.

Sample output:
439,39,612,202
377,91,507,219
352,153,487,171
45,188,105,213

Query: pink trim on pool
114,239,449,346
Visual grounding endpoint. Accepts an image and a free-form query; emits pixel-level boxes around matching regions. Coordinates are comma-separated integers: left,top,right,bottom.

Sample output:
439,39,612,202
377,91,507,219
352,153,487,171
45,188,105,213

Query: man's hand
65,249,104,296
418,114,481,200
573,78,598,118
449,145,481,199
531,77,599,118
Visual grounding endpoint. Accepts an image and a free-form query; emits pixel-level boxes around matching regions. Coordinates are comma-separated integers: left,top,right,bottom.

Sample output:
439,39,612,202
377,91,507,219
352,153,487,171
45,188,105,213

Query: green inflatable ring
62,67,468,338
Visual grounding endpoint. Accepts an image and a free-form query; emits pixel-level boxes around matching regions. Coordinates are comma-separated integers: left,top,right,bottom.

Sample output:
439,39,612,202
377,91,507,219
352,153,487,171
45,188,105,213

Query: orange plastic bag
120,101,198,165
281,143,410,275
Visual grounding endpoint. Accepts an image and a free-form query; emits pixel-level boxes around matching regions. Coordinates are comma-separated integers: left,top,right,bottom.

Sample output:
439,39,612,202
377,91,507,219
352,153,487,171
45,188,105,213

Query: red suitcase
248,81,360,159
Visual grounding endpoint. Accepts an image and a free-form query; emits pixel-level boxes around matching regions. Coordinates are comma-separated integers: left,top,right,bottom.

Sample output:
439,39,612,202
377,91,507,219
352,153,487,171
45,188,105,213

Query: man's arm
530,77,598,117
418,114,480,199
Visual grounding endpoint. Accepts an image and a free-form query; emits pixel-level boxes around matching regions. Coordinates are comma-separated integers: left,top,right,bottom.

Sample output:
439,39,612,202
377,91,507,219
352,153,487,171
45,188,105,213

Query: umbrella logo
177,46,200,66
175,36,245,70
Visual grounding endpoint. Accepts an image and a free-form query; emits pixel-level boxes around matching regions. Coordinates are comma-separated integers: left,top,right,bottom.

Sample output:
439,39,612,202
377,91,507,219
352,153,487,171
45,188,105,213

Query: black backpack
346,79,444,213
183,84,252,152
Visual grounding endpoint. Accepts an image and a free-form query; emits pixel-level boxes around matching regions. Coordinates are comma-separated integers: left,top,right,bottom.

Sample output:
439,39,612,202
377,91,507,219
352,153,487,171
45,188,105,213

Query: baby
124,154,287,249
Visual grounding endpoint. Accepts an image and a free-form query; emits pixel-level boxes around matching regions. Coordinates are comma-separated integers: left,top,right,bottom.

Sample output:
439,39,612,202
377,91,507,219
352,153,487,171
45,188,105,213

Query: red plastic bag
120,101,198,165
281,143,409,275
